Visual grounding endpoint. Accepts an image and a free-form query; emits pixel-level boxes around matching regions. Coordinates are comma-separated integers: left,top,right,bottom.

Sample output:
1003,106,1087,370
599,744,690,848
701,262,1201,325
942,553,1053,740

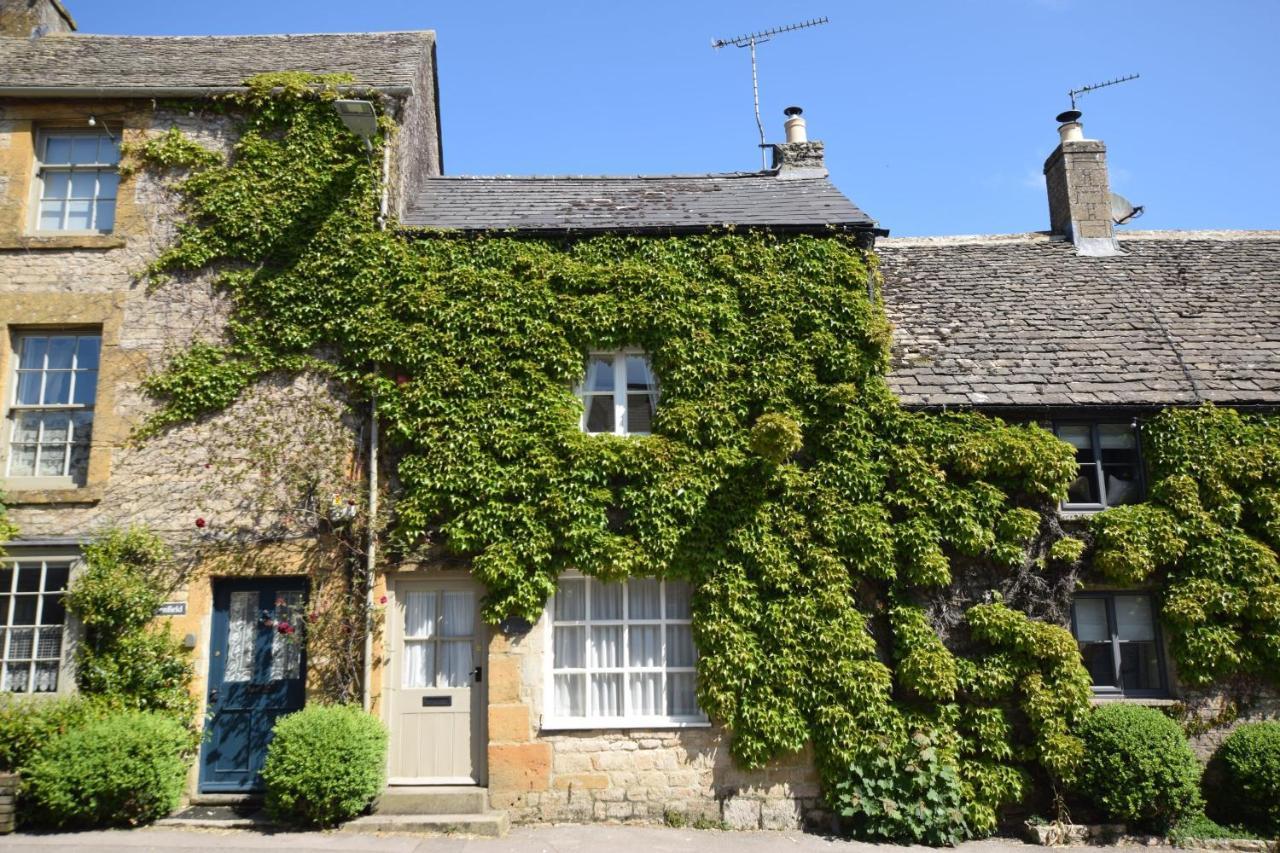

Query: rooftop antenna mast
713,16,829,168
1066,72,1140,112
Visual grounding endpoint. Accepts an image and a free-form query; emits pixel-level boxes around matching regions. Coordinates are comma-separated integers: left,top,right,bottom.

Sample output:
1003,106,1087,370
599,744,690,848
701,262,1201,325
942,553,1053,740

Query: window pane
40,413,70,444
584,357,614,392
1081,642,1117,688
626,393,654,433
1115,596,1156,642
1066,468,1101,505
589,626,622,668
1103,466,1141,506
403,590,437,638
14,372,41,406
7,446,37,477
68,172,97,199
42,565,69,592
1073,598,1110,643
94,199,116,232
440,591,475,638
628,672,661,716
438,640,473,687
402,641,434,688
39,595,65,626
19,336,48,368
553,626,584,669
76,336,101,370
554,578,585,620
46,337,75,370
99,136,120,165
43,137,73,164
69,414,93,483
64,200,92,230
8,628,33,657
666,625,695,667
37,201,64,230
1120,642,1161,691
554,673,585,717
667,672,698,716
224,591,257,683
590,673,622,716
35,628,61,658
33,661,59,693
13,413,41,444
38,444,67,477
625,356,654,390
665,581,691,619
628,578,660,619
3,664,29,693
1057,425,1095,456
96,172,119,199
628,625,660,667
73,370,99,405
1099,424,1136,449
591,580,622,620
42,371,72,404
584,396,613,433
41,171,69,199
15,566,40,593
70,136,98,163
270,591,304,681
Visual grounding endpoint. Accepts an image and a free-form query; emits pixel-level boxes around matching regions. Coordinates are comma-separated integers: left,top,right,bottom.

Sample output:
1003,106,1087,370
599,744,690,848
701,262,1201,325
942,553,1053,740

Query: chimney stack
772,107,827,179
1,0,76,38
1043,110,1120,256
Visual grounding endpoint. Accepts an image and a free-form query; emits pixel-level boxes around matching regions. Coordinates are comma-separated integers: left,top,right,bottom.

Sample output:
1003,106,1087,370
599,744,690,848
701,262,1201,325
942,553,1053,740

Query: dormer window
1054,422,1143,512
35,130,120,233
577,351,657,436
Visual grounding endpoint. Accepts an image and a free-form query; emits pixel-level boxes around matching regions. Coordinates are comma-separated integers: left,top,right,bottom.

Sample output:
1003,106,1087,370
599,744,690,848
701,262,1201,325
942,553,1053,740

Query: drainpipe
361,139,391,713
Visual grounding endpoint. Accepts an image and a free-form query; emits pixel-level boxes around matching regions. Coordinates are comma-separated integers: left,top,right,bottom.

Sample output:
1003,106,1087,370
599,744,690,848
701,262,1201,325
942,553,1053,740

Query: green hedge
0,695,118,773
21,710,193,828
262,704,388,827
1075,704,1203,831
1210,722,1280,835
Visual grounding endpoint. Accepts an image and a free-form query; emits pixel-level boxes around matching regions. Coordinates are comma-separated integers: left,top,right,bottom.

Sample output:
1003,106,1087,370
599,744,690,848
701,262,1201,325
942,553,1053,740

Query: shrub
1209,721,1280,834
21,710,193,828
1075,704,1202,830
0,695,119,772
833,730,970,846
261,704,388,827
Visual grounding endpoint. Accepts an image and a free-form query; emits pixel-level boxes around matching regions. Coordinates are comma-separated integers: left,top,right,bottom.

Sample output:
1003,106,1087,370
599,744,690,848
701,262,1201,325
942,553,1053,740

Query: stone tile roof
401,173,878,233
0,31,435,90
878,230,1280,408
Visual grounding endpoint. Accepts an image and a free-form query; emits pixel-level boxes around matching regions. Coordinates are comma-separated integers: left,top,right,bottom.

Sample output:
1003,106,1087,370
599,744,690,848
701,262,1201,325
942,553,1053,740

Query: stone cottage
2,0,1278,837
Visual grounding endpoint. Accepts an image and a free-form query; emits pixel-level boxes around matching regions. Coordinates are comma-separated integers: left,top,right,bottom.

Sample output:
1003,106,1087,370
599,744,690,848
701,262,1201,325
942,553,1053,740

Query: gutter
0,85,414,99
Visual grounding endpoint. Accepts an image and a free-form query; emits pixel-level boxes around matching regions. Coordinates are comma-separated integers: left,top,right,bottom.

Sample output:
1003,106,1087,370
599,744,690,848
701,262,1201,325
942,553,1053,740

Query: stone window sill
1089,695,1177,707
0,483,103,505
540,717,712,732
0,235,127,251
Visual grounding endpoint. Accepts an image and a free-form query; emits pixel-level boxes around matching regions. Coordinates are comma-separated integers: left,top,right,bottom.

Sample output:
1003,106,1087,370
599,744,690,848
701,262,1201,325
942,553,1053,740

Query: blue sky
74,0,1278,236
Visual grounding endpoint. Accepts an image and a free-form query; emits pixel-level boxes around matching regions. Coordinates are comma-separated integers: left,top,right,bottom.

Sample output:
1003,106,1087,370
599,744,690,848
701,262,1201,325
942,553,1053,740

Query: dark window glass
1071,593,1164,696
585,396,613,433
1055,423,1142,509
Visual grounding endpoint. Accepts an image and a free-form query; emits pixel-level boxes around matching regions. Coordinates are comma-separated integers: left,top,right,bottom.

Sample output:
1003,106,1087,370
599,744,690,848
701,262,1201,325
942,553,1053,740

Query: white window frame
3,331,101,490
0,553,79,697
31,128,120,235
575,349,658,436
541,572,708,730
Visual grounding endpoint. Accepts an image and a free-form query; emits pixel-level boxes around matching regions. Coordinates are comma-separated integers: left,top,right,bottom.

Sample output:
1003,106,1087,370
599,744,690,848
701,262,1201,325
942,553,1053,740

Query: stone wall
485,615,827,830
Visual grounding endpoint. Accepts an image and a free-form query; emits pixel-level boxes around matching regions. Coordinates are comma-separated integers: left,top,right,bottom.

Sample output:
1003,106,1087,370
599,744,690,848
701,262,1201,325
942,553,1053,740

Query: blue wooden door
199,579,307,793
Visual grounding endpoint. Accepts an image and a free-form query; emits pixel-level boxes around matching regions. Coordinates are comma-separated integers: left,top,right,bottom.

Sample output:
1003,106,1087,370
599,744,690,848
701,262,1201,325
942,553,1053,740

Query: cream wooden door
388,579,486,784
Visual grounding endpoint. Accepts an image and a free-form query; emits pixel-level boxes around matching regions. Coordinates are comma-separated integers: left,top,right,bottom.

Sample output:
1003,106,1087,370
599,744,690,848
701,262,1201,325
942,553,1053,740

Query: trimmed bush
262,704,388,827
0,695,122,773
21,710,193,828
1075,704,1202,830
1210,721,1280,834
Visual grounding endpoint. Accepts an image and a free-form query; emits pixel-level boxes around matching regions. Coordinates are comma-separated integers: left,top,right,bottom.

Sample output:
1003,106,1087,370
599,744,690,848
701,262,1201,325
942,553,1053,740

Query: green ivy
1092,405,1280,685
127,78,1097,836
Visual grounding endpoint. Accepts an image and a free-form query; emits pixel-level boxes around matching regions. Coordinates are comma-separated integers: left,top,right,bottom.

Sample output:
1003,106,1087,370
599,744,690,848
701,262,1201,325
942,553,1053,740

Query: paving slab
0,824,1183,853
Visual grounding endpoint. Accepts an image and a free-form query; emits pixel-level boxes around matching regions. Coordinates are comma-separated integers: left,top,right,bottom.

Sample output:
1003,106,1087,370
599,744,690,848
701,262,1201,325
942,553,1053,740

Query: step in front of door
342,812,508,838
374,785,488,816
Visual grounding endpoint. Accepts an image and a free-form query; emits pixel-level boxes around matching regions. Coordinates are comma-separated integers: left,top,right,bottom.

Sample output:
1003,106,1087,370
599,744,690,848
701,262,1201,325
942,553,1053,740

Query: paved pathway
0,825,1179,853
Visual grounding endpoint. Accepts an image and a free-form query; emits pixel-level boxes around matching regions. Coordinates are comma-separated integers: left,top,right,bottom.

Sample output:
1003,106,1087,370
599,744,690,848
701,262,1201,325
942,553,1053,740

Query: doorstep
156,803,274,830
340,811,509,838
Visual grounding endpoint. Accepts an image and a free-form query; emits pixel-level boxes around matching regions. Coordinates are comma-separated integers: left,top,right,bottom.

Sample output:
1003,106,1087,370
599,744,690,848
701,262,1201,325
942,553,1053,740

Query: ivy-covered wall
119,78,1279,839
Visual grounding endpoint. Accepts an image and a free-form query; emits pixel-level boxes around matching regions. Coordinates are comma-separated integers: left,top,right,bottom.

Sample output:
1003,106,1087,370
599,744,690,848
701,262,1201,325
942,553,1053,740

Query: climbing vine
128,77,1099,838
1092,405,1280,685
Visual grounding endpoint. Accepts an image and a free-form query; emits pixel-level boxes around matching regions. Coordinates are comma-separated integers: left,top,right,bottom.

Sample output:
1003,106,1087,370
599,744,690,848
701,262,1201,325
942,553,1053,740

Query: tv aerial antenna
713,16,829,168
1066,72,1140,112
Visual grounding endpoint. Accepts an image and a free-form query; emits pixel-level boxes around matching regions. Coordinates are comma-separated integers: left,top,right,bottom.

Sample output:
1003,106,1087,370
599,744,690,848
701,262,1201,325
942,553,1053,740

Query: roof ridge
422,172,803,181
1,30,436,40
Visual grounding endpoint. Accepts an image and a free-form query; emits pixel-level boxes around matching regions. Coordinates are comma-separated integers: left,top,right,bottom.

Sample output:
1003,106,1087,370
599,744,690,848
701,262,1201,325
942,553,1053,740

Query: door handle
471,666,483,683
209,688,219,705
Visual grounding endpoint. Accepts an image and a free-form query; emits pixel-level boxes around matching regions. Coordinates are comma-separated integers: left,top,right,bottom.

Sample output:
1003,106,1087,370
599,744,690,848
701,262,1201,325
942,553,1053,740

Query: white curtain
404,590,437,639
440,641,473,687
628,625,660,667
555,673,585,716
33,661,58,693
225,591,256,682
629,673,661,715
438,592,474,686
555,579,585,620
666,625,695,668
441,591,474,637
590,625,622,668
554,626,584,668
628,578,661,619
403,640,435,689
667,673,697,716
592,673,623,717
270,590,303,680
665,581,691,619
591,580,623,619
402,591,437,688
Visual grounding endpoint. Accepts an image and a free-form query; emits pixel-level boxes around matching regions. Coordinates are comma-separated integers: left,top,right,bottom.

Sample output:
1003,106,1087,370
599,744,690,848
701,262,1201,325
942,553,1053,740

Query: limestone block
488,703,531,743
489,742,552,793
552,752,593,773
760,799,802,830
487,656,522,703
554,772,609,790
592,751,636,771
721,797,761,830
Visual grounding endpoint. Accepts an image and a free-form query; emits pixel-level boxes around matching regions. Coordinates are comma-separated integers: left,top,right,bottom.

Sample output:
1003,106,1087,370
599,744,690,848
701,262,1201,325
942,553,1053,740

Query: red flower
275,597,285,607
379,595,388,605
277,622,291,635
395,374,410,386
194,517,206,528
307,611,319,623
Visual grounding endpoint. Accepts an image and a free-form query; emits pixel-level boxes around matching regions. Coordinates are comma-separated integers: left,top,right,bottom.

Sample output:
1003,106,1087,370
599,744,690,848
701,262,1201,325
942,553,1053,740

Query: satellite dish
1110,192,1145,225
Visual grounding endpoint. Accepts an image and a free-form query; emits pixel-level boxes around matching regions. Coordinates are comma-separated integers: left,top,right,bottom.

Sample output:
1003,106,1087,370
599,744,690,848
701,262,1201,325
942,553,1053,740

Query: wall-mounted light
332,99,377,151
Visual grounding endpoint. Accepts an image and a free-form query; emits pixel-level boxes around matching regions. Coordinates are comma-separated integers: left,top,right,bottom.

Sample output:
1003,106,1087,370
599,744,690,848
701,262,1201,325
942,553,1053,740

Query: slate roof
0,31,435,91
879,230,1280,409
401,173,879,233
